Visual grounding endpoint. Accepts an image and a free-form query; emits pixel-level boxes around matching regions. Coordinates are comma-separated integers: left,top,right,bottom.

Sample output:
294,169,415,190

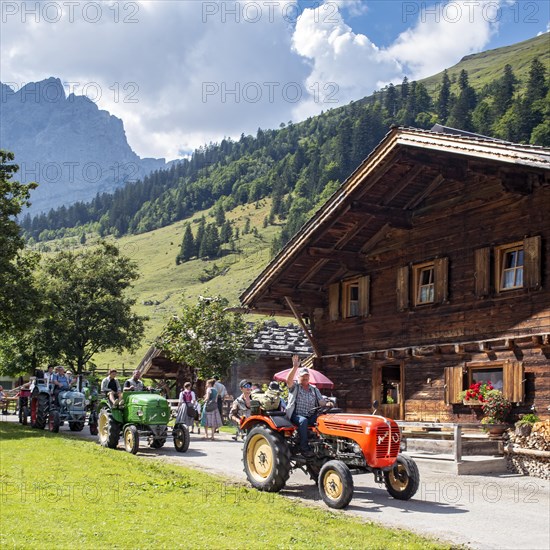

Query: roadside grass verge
0,423,452,549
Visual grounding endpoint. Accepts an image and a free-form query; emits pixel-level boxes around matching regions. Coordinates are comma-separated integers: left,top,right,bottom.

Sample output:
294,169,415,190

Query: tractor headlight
85,399,90,405
137,409,143,417
65,399,72,405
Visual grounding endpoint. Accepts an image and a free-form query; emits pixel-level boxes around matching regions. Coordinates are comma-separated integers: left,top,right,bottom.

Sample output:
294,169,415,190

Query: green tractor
97,390,189,454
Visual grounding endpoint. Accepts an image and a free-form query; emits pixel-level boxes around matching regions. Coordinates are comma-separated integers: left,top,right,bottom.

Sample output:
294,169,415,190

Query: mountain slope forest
21,35,549,262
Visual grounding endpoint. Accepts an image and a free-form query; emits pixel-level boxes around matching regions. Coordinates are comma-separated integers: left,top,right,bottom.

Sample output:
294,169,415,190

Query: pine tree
214,204,226,226
525,57,548,104
401,76,409,105
385,83,398,116
437,69,451,123
220,220,232,243
448,70,477,131
177,223,194,263
493,64,517,118
195,217,206,257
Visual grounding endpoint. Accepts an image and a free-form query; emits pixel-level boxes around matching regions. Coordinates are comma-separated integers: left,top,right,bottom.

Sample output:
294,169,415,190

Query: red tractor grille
375,425,401,458
323,421,364,434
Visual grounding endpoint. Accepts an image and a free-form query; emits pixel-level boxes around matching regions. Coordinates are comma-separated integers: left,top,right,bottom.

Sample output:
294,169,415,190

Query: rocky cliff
0,77,166,214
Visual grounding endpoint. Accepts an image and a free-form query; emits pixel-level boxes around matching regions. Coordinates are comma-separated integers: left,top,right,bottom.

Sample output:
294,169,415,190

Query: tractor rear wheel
69,421,85,431
124,425,139,454
49,409,60,433
33,393,49,430
384,454,420,500
243,425,291,492
318,460,354,509
173,424,190,453
98,408,121,449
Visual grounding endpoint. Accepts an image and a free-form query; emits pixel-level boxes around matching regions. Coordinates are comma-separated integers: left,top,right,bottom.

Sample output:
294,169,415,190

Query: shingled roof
246,320,312,357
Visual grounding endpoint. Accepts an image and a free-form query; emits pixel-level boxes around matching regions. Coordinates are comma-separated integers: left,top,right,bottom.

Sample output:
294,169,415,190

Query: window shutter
328,283,340,321
444,366,463,404
359,275,370,317
434,257,449,303
474,247,490,297
503,360,525,403
396,266,409,311
523,236,541,290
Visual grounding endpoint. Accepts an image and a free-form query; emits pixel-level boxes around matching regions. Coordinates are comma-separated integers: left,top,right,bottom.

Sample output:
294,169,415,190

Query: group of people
177,377,227,440
37,356,329,456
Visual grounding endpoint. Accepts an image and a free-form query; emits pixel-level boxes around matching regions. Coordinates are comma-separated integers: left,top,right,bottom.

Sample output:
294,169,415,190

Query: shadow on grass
0,421,51,441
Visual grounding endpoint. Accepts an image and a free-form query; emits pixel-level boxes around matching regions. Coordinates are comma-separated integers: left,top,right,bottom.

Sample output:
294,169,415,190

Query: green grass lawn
0,423,452,549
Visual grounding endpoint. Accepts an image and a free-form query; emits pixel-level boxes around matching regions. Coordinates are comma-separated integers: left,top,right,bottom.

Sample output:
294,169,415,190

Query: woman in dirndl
200,378,223,440
177,382,197,431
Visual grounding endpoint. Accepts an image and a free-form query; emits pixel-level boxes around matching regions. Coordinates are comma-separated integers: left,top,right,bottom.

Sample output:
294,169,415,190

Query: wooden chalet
240,126,550,422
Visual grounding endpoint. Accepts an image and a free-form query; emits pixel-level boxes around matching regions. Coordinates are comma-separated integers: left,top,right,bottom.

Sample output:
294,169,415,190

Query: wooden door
372,363,405,419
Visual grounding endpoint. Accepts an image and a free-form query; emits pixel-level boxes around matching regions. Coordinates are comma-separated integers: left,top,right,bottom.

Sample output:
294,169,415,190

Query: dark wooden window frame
495,241,524,293
444,360,525,404
475,236,541,298
329,276,370,321
413,261,435,305
398,257,448,311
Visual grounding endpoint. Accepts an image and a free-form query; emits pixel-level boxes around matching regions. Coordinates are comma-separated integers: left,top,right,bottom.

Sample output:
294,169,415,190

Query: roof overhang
240,127,550,315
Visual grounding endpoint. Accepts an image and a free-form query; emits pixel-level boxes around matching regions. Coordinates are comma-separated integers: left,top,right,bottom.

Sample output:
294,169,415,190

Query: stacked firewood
505,420,550,480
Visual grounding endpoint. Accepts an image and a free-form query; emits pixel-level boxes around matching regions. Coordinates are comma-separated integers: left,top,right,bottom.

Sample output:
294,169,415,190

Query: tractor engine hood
317,413,401,468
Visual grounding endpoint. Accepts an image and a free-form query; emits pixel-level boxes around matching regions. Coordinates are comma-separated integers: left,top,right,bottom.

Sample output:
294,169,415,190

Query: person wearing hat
286,355,332,457
229,379,253,441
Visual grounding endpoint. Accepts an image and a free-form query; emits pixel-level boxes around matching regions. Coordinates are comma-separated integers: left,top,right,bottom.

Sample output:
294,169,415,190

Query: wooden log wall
313,178,550,422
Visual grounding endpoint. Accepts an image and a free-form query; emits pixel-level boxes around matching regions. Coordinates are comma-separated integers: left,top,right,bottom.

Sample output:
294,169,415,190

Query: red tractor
241,404,419,509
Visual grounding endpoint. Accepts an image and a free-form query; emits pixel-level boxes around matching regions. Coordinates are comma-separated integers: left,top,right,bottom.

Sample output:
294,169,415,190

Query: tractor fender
241,414,295,433
111,408,124,423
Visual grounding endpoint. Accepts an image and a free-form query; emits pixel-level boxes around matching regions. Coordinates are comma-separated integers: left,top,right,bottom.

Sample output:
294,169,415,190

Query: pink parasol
273,367,334,389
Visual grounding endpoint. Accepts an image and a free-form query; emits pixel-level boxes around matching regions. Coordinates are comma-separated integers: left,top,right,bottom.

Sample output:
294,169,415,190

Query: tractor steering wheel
306,405,333,417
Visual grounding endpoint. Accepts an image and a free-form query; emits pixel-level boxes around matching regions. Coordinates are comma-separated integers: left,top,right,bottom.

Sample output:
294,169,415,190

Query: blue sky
1,1,548,159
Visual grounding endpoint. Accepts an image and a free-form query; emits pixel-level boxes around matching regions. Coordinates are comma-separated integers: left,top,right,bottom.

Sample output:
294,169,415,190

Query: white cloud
0,0,510,160
290,2,402,120
0,1,307,159
386,0,501,79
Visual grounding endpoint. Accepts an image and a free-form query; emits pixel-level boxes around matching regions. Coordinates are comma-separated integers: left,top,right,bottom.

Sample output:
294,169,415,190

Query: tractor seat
264,410,286,417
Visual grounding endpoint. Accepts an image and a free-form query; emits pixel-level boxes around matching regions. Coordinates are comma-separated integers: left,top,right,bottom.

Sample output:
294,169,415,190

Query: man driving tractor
286,354,332,458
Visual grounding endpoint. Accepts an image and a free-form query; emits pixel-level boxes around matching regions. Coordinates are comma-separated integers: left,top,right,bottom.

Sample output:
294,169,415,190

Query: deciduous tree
156,295,251,380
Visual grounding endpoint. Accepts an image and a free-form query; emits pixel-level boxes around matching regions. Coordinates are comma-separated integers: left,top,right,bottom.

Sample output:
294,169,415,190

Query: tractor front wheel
243,425,291,492
124,425,139,454
318,460,354,509
384,454,420,500
98,408,121,449
173,424,190,453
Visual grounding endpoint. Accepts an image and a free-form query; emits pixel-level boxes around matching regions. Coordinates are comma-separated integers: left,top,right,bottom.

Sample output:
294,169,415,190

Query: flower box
463,399,483,406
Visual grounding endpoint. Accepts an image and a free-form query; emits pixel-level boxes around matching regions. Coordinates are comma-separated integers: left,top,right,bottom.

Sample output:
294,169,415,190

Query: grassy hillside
63,200,280,371
421,33,550,93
